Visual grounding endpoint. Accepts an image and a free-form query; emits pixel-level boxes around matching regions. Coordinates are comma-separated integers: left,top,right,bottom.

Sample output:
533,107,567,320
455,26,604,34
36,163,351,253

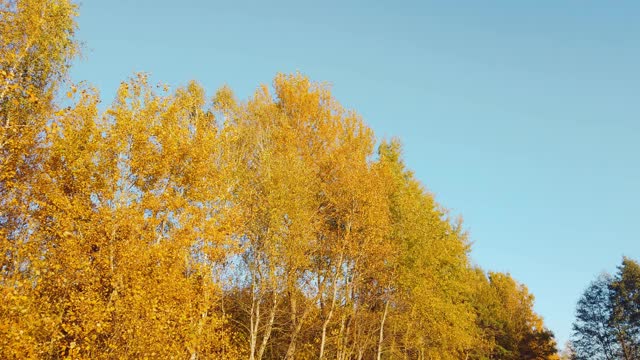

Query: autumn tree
1,0,78,356
470,271,558,360
376,139,481,360
0,1,560,358
2,72,243,358
215,74,394,360
214,77,327,360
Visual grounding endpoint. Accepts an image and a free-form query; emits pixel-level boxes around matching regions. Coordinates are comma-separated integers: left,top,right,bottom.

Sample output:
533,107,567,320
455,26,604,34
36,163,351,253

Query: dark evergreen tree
572,258,640,360
572,274,618,360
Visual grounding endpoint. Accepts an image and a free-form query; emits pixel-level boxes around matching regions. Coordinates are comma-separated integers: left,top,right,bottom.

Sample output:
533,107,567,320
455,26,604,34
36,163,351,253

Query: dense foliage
571,257,640,360
1,1,559,358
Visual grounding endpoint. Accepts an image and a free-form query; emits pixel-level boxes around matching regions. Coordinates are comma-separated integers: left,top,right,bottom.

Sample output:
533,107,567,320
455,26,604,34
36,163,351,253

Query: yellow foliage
0,2,558,358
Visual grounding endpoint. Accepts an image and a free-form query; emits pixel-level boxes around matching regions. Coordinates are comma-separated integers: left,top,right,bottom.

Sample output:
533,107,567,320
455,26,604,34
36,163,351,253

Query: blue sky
70,0,640,348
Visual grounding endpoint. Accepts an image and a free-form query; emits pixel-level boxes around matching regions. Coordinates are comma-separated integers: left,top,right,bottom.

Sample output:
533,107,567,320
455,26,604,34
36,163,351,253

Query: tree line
1,1,559,358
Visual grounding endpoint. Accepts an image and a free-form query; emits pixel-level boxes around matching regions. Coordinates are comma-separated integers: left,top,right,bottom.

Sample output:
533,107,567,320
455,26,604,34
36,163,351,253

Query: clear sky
70,0,640,348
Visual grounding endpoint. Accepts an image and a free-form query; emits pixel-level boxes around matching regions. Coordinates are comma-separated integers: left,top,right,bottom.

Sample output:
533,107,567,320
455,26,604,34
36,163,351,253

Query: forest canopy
1,1,559,359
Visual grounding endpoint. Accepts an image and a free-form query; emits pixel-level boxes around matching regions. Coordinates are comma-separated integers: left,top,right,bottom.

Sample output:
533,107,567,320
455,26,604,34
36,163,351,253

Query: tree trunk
256,291,278,360
319,268,340,360
285,295,309,360
377,299,390,360
249,280,260,360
